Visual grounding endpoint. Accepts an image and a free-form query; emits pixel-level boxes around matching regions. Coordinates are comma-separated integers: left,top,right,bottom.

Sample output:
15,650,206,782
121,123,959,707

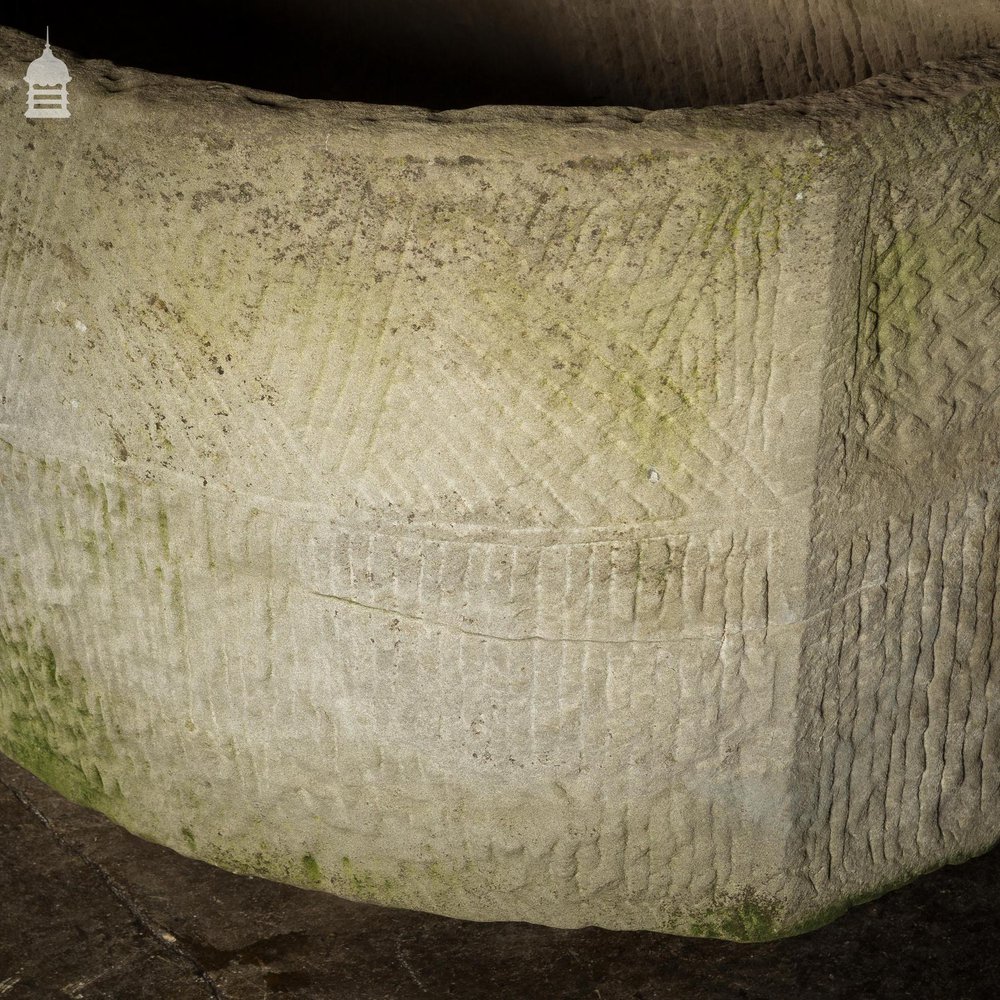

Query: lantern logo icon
24,28,71,119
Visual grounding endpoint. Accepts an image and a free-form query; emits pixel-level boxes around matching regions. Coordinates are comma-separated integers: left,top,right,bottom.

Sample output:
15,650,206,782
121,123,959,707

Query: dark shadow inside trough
3,0,1000,110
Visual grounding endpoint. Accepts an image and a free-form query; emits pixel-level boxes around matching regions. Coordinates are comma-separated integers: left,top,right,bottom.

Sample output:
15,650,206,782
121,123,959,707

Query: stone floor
1,754,997,999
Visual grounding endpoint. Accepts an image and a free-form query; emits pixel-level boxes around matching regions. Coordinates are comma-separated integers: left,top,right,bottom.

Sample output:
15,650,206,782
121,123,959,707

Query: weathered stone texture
0,23,999,938
424,0,1000,108
793,72,1000,917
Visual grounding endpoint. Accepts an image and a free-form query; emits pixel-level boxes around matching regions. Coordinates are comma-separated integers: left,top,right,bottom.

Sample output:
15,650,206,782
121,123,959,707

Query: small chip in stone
648,468,660,483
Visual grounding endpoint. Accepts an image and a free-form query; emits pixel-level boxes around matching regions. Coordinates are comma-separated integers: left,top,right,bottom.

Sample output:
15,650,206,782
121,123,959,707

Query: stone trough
1,5,1000,939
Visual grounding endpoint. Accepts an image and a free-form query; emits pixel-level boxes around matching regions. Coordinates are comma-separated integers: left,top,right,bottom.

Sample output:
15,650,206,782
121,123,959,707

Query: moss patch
686,887,786,942
193,829,477,915
0,628,126,814
301,853,322,885
340,854,396,901
199,839,304,884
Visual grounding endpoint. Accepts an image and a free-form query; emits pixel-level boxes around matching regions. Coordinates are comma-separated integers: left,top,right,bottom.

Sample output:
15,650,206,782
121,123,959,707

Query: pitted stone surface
0,22,999,938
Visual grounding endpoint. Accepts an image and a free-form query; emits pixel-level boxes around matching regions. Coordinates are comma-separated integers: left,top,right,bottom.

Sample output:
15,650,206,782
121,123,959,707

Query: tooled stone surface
289,0,1000,108
0,23,998,938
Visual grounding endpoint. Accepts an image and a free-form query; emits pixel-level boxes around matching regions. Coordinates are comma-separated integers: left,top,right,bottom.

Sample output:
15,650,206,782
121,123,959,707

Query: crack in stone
305,577,896,645
306,588,681,645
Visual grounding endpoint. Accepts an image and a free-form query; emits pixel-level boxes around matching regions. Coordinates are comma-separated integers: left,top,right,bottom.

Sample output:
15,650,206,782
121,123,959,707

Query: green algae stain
200,841,363,899
194,836,471,914
301,854,322,885
684,832,1000,942
524,153,814,491
687,888,785,942
80,529,101,564
340,854,397,901
334,853,473,909
100,491,117,558
201,840,301,883
781,834,1000,940
157,508,170,555
169,570,185,623
0,629,125,815
695,149,818,251
181,826,197,851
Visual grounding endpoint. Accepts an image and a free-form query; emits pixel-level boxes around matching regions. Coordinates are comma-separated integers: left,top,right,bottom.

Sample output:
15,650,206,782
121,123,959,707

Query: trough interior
4,0,1000,110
